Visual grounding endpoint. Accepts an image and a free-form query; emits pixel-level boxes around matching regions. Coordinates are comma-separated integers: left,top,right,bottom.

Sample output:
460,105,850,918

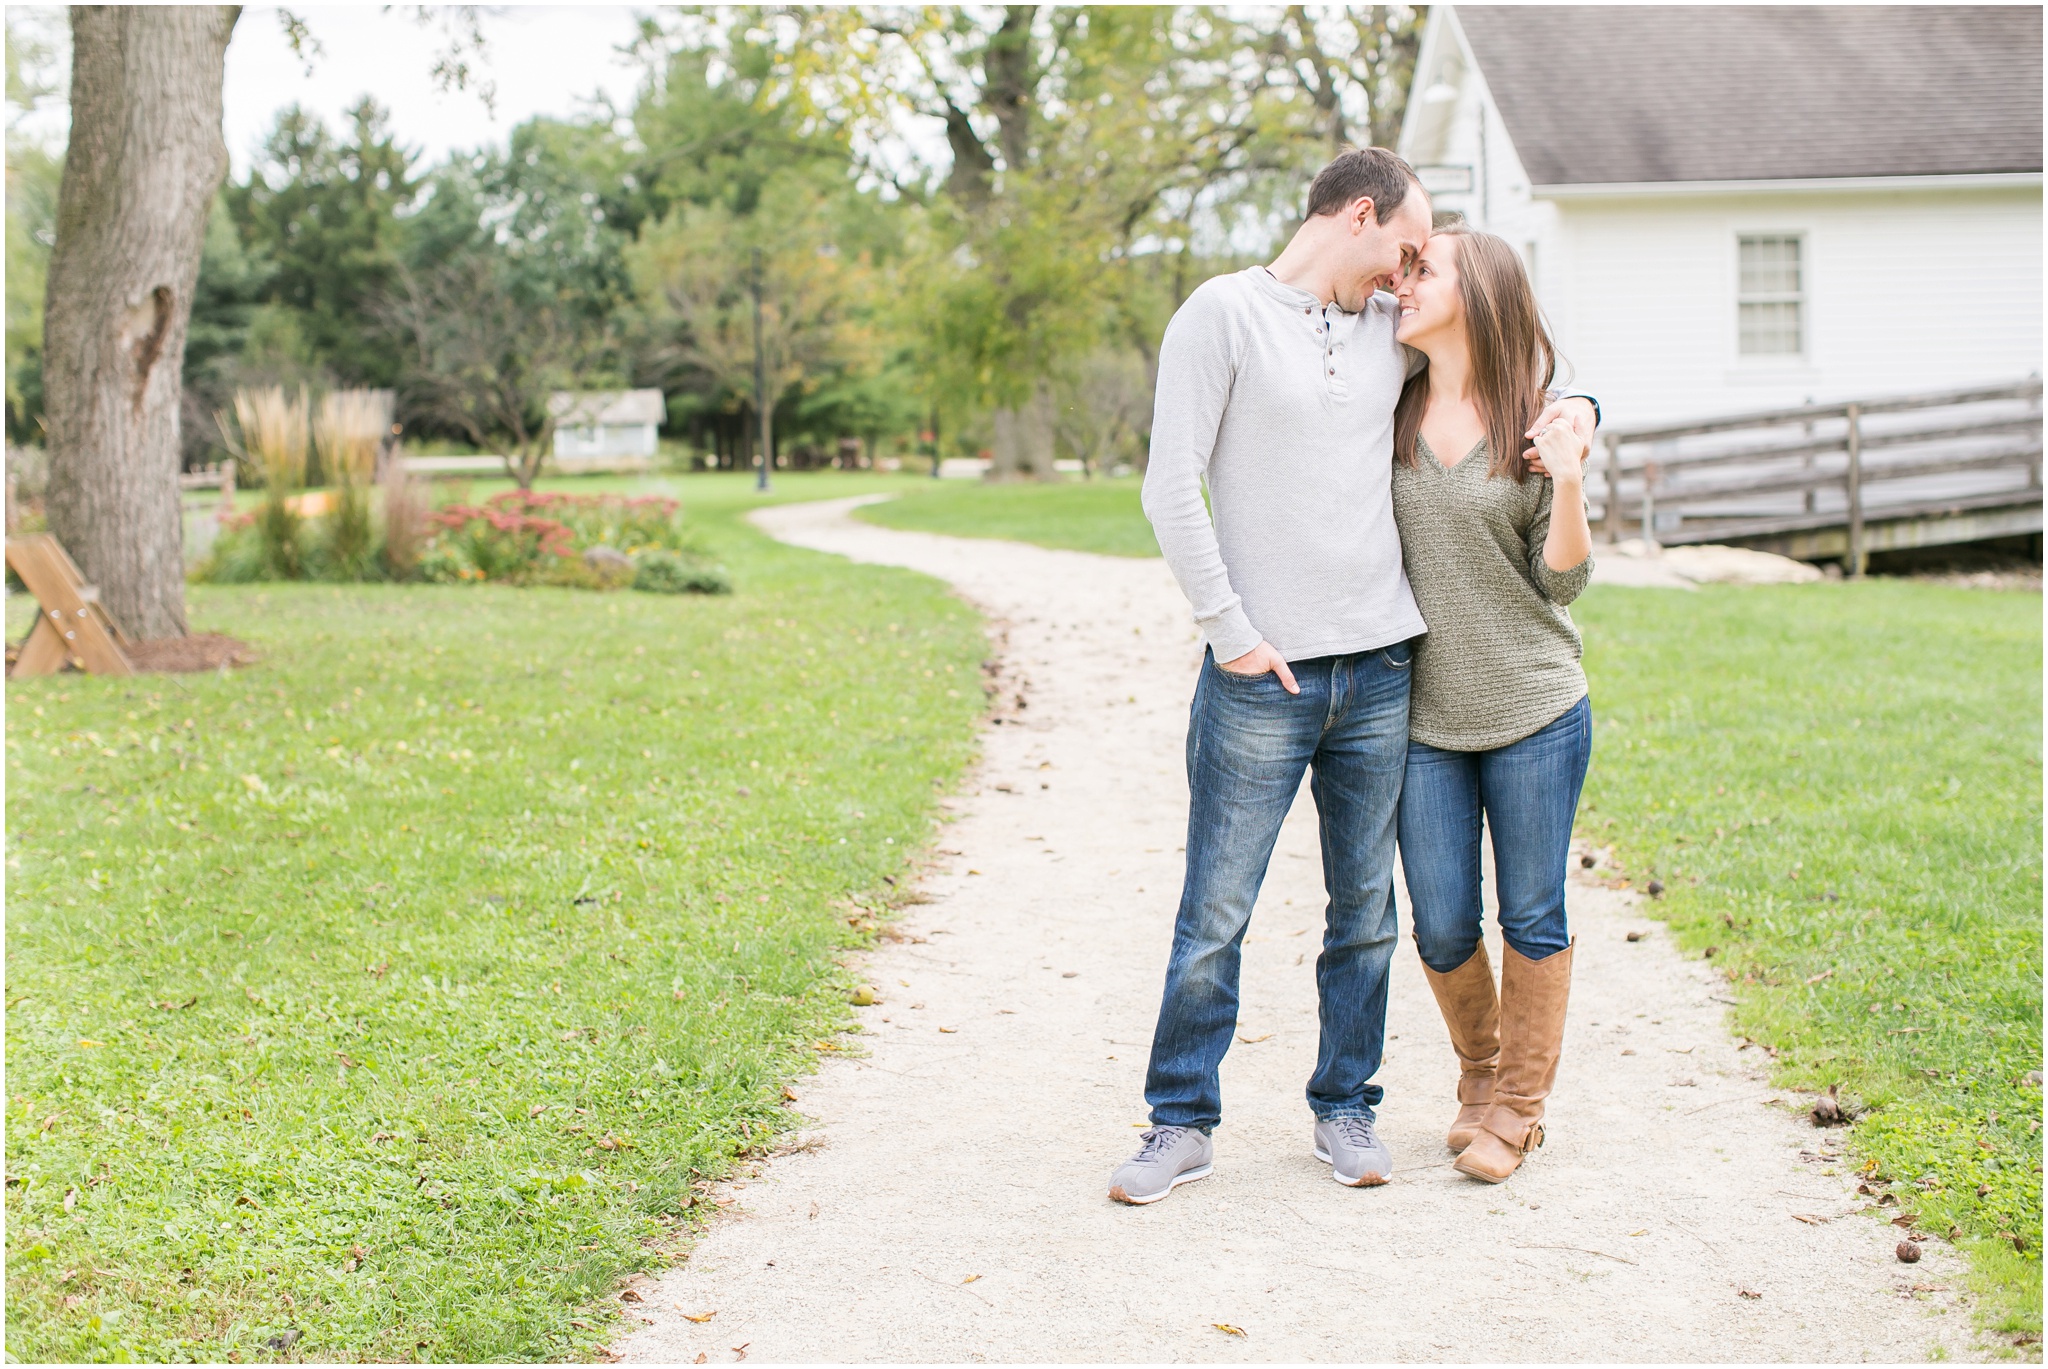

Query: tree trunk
43,6,238,641
989,383,1058,480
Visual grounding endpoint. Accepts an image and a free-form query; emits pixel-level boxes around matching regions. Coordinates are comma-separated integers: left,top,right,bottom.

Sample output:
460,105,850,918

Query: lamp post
751,246,769,492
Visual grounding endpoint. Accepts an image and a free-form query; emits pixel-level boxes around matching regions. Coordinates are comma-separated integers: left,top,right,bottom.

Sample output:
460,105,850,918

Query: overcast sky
9,4,655,174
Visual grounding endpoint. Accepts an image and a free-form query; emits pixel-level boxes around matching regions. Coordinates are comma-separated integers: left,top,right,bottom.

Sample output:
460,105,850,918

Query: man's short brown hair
1305,147,1424,223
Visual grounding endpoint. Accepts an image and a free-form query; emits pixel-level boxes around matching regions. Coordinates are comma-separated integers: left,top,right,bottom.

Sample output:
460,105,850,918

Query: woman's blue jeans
1398,696,1593,974
1144,644,1414,1132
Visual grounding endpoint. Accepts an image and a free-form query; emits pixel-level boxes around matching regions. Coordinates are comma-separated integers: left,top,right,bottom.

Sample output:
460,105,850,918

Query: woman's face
1395,235,1462,346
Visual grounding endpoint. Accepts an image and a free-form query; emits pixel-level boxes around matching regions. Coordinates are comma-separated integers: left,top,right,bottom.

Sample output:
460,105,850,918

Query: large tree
42,5,239,640
226,99,420,388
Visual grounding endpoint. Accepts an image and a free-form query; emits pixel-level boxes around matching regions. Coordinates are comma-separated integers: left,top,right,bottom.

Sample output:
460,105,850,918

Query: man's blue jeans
1144,644,1414,1132
1398,696,1593,974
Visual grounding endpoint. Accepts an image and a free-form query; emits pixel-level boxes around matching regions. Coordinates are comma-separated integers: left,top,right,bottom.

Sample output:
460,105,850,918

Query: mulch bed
122,633,258,673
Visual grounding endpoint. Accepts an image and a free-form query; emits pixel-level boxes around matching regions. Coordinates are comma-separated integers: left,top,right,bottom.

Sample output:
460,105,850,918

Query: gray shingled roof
549,389,666,426
1456,6,2043,186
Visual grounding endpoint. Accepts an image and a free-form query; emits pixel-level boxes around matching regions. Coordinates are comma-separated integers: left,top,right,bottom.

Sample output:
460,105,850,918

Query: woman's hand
1522,396,1596,467
1526,421,1589,485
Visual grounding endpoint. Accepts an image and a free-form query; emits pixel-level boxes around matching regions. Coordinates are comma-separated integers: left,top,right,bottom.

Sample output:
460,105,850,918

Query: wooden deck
1591,379,2043,573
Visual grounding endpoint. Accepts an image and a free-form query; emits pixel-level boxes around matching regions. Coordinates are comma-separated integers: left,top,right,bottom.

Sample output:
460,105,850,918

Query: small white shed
549,390,664,470
1398,6,2044,430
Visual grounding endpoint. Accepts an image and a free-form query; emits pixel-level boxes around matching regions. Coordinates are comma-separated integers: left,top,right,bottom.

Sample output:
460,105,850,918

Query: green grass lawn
854,478,2044,1341
856,476,1160,557
1573,582,2042,1345
5,472,986,1362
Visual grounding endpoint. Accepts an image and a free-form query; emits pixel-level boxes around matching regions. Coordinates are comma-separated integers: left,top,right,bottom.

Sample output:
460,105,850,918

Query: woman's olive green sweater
1390,437,1593,751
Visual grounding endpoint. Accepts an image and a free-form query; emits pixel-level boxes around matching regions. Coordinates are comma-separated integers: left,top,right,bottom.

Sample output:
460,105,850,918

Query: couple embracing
1110,148,1599,1204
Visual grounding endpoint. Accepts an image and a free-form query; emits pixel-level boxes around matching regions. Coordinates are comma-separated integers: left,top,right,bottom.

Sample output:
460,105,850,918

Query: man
1109,148,1596,1204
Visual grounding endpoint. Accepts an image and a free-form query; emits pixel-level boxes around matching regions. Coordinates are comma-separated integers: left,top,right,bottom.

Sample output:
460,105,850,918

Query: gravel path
617,497,1974,1363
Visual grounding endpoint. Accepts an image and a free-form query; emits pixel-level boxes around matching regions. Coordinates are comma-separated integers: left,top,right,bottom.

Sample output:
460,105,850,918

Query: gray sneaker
1108,1125,1214,1205
1314,1114,1392,1187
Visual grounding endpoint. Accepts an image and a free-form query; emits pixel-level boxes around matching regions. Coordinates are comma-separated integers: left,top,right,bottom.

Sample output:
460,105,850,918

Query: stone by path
616,497,1974,1363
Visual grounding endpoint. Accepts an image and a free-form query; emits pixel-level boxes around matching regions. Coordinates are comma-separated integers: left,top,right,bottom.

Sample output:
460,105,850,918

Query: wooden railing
1591,378,2043,574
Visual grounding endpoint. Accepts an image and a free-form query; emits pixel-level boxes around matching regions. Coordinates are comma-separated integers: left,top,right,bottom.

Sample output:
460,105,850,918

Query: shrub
314,390,387,581
419,503,574,583
633,548,730,595
488,490,690,554
228,387,310,580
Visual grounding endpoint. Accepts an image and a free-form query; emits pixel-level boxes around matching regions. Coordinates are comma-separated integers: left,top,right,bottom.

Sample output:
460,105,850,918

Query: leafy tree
5,12,64,445
629,176,877,475
380,245,599,490
179,196,275,463
225,99,420,387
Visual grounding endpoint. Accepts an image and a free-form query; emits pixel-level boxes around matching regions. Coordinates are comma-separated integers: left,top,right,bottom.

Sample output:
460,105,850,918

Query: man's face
1332,191,1433,313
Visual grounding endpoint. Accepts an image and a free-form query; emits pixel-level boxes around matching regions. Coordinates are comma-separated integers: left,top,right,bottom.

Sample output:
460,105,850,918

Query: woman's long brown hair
1393,225,1560,480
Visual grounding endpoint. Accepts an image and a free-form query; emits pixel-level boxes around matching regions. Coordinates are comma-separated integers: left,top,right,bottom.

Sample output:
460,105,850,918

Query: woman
1389,224,1593,1184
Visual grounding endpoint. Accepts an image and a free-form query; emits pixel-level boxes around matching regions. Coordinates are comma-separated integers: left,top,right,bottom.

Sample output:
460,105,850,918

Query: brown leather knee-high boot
1454,940,1573,1183
1418,942,1500,1151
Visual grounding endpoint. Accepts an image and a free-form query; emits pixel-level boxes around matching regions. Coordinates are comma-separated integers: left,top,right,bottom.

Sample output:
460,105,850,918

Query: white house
1398,6,2043,430
549,389,665,470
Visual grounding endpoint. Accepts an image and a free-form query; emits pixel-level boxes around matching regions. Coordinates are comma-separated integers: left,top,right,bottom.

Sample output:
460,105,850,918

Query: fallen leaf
694,1356,707,1365
781,1086,799,1102
681,1310,716,1324
620,1289,644,1303
1811,1084,1849,1127
1627,1228,1648,1237
1213,1323,1246,1337
1805,969,1833,985
1738,1289,1761,1300
1790,1213,1826,1225
62,1187,77,1212
1237,1033,1273,1044
963,1274,982,1284
938,1026,957,1034
528,1104,547,1118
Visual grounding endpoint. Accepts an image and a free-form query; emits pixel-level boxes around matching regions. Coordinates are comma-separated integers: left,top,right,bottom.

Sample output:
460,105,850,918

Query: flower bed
417,492,727,593
196,490,730,594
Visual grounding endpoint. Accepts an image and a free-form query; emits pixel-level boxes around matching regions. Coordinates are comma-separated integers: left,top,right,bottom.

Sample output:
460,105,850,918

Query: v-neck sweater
1141,267,1428,664
1390,437,1593,751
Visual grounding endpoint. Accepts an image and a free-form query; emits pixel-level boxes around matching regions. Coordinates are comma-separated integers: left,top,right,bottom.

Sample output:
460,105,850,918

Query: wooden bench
6,533,133,677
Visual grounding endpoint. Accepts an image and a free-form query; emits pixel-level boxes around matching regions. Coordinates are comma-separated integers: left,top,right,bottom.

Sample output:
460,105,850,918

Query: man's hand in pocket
1216,642,1300,694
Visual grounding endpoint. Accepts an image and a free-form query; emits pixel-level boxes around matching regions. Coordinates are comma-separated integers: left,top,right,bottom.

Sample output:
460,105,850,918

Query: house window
1737,234,1804,356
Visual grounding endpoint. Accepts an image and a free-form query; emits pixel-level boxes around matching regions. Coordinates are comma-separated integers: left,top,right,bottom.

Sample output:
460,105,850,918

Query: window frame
1733,230,1809,363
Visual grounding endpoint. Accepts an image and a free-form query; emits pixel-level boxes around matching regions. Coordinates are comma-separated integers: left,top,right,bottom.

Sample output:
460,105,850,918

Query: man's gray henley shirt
1142,266,1427,665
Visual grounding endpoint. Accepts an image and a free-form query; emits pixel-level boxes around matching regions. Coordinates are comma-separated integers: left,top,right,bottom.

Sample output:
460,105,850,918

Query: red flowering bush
414,490,724,591
420,503,576,583
482,490,688,554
